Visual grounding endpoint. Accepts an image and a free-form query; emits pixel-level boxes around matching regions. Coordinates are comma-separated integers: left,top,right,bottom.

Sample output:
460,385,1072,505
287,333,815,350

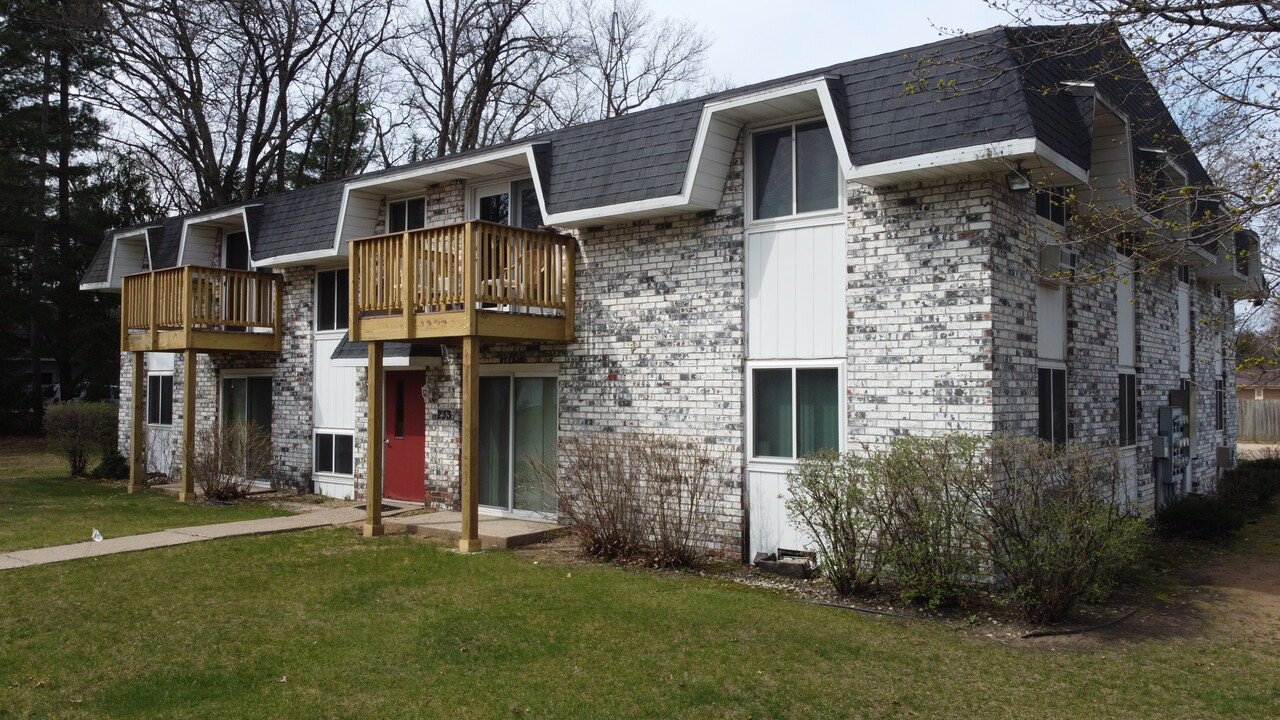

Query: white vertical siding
1117,259,1135,369
1177,284,1191,375
313,336,356,429
746,221,845,359
1037,283,1066,362
747,468,809,557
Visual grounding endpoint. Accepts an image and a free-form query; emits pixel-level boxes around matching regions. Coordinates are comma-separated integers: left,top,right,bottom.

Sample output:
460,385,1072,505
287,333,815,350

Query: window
474,179,543,229
1038,366,1067,445
222,375,272,431
751,367,840,459
479,374,557,513
147,374,173,425
1119,372,1136,447
315,432,353,475
752,121,840,220
316,269,348,331
1035,188,1071,226
388,197,426,233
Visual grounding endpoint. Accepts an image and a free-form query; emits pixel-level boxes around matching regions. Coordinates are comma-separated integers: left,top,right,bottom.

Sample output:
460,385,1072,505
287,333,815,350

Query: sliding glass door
478,374,557,514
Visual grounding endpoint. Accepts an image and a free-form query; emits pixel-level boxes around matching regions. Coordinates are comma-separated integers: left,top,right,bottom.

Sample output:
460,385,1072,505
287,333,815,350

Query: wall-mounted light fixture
1006,163,1031,192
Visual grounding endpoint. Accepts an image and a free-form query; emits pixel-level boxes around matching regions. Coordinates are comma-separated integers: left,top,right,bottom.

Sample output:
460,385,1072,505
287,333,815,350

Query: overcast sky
643,0,1019,86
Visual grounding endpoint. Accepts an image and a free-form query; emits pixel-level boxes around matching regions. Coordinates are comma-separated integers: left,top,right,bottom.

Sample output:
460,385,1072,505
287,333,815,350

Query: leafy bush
979,435,1149,623
875,435,987,609
43,402,118,476
190,420,275,501
1156,495,1245,541
531,433,728,567
786,450,886,596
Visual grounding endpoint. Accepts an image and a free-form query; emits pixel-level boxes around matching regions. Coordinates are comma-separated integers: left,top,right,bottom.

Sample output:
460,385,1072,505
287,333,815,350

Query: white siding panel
341,192,382,241
314,336,356,429
1177,284,1191,375
747,222,845,359
111,236,149,284
182,225,219,267
147,352,175,372
1037,283,1066,362
1117,261,1135,368
748,467,810,557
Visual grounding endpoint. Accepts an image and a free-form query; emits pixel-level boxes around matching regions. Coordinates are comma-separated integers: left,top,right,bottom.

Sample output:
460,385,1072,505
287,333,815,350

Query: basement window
315,432,354,475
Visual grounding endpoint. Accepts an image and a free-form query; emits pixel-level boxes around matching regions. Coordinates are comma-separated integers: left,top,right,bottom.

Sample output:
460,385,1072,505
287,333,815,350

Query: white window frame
386,195,427,233
315,267,349,334
146,373,173,427
745,117,845,229
313,430,354,477
1037,361,1068,446
746,358,845,467
469,176,542,228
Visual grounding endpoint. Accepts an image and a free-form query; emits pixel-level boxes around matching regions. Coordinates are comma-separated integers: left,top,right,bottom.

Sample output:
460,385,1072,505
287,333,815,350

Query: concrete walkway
0,503,413,572
387,511,564,549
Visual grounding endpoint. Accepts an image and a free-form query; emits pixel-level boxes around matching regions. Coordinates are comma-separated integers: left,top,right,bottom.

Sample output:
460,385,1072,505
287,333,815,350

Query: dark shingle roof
82,234,111,285
329,333,444,361
84,24,1209,280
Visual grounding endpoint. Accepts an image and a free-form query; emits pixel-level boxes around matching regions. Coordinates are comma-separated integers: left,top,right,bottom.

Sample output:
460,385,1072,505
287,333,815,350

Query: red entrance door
384,370,426,503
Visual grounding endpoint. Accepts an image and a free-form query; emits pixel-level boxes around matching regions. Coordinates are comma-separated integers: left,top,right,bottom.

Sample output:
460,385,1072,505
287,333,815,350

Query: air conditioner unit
1216,446,1237,469
1038,245,1078,280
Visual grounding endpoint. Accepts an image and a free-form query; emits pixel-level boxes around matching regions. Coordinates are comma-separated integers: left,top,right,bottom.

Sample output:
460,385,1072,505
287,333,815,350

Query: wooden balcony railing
349,220,575,343
120,266,283,352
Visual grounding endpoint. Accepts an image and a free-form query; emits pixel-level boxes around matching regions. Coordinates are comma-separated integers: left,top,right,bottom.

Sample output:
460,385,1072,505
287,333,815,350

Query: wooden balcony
120,266,283,353
348,220,575,343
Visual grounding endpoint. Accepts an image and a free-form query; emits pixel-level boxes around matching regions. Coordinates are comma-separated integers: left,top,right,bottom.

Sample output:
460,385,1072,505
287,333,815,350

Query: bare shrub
190,421,275,501
785,450,887,596
977,435,1149,624
633,436,726,568
531,434,644,560
43,402,118,476
529,432,728,567
875,435,987,609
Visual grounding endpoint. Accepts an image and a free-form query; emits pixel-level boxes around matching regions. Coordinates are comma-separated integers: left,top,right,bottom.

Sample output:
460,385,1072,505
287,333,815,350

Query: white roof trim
79,280,110,291
325,144,541,255
544,76,847,226
846,138,1090,184
107,227,156,287
178,206,258,267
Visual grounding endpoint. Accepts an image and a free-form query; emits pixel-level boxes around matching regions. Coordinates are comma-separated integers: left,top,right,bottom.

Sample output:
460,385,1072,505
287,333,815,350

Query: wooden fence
1238,399,1280,442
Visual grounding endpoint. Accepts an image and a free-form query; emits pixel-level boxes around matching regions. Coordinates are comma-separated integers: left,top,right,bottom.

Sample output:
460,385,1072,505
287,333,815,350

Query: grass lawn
0,440,293,552
2,525,1278,719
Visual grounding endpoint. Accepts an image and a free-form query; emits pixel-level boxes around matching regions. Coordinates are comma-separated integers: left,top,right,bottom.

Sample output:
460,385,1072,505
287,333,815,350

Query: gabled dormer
178,205,262,269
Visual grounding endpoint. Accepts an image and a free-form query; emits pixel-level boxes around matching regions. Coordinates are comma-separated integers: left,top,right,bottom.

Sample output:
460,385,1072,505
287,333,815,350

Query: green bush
1216,463,1280,514
43,402,118,476
980,435,1149,623
786,450,887,597
91,449,130,480
1156,495,1245,541
875,435,987,609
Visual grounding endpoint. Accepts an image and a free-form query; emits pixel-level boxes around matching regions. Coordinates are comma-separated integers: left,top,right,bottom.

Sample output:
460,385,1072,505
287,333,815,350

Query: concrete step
386,511,564,550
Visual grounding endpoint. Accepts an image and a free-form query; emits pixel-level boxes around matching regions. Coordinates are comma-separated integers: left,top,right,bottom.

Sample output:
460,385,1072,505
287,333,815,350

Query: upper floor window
388,197,426,233
752,120,840,221
1035,188,1071,226
473,178,543,229
317,269,348,332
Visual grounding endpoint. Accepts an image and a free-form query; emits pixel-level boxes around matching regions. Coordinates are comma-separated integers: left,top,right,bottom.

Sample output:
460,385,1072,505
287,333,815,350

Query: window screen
795,121,839,214
753,127,794,220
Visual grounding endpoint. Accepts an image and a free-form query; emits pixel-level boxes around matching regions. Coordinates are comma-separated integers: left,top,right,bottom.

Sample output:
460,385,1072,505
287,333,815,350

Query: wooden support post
563,238,576,340
128,351,145,493
364,341,384,537
462,221,476,335
459,335,481,553
402,232,415,339
178,348,196,502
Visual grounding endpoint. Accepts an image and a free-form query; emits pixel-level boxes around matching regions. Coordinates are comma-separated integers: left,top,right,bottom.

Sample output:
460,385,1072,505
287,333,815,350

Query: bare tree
94,0,403,211
392,0,581,158
574,0,710,118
